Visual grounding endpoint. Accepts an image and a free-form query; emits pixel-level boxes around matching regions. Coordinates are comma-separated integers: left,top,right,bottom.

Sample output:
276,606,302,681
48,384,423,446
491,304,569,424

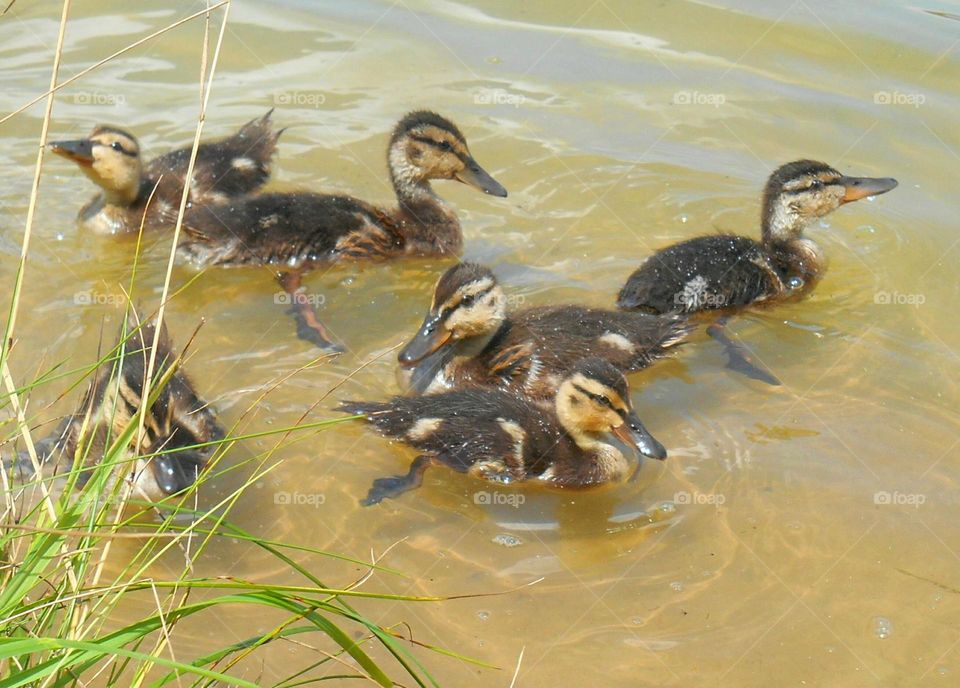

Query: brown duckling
398,262,691,397
616,160,897,383
6,312,223,500
340,358,666,505
177,111,507,349
49,109,281,235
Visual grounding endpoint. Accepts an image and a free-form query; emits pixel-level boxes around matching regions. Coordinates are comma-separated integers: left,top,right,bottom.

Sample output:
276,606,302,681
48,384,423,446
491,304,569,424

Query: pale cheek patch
497,418,527,471
598,332,635,353
407,417,442,440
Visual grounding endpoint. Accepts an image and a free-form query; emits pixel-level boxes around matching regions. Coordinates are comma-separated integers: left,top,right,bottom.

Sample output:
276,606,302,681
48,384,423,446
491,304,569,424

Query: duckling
616,160,898,383
340,358,666,505
177,111,507,350
5,312,223,501
49,109,281,235
398,262,691,397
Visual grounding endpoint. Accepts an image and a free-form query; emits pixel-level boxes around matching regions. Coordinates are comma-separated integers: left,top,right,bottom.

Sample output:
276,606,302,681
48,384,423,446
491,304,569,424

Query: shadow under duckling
340,358,666,506
398,262,691,398
177,110,508,350
49,109,281,235
5,312,223,501
617,160,898,384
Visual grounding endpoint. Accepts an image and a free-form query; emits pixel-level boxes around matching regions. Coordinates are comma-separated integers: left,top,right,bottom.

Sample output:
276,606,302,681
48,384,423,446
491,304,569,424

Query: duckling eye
460,293,475,306
437,140,453,152
808,179,823,190
110,141,125,152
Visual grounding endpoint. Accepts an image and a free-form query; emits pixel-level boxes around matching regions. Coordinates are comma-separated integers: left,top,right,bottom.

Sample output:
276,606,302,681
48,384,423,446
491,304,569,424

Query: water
2,0,959,685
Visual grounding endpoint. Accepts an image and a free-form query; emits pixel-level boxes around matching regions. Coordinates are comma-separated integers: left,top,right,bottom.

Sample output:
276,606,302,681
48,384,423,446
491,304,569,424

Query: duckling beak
613,411,668,460
455,158,508,197
49,138,95,167
839,175,898,203
398,313,452,366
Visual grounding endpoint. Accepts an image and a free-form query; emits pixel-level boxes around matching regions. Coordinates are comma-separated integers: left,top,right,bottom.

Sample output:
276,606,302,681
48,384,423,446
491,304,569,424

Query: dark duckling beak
398,312,452,366
455,157,508,197
839,175,898,203
49,138,95,167
613,410,668,460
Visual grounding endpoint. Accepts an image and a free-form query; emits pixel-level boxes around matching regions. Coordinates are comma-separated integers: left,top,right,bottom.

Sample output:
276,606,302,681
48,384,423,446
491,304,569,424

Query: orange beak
49,139,95,167
839,175,898,204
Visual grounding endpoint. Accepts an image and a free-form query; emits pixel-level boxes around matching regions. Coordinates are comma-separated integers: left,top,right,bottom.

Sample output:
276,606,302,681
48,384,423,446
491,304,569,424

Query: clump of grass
0,2,488,685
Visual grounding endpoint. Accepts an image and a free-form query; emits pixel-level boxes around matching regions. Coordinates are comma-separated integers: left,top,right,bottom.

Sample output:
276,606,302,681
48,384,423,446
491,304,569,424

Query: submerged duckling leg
362,455,436,506
706,316,781,386
277,271,344,352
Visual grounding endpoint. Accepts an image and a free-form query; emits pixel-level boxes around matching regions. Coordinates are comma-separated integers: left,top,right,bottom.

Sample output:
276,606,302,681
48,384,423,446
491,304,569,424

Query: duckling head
388,111,507,199
398,262,507,365
555,358,666,460
761,159,897,242
50,126,143,206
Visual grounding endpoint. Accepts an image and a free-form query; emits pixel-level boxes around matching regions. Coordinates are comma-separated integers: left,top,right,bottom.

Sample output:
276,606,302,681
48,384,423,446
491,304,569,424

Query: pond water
2,0,959,685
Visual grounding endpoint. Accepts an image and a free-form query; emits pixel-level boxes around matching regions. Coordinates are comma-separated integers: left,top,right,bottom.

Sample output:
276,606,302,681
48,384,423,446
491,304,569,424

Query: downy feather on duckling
176,110,507,349
341,358,666,505
398,262,691,397
49,109,281,235
617,160,898,314
616,160,897,384
5,312,223,501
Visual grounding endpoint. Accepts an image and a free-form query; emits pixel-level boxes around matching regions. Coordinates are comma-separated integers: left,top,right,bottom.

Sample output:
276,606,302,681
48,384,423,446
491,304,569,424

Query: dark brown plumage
617,160,898,314
398,262,691,397
177,110,507,269
49,110,281,235
6,312,223,500
341,358,666,505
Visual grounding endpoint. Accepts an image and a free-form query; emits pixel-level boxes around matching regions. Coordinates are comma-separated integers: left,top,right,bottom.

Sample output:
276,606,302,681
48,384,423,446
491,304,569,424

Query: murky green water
2,0,959,684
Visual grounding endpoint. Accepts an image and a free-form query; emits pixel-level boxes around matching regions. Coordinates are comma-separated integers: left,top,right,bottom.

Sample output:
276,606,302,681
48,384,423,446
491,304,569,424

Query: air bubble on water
492,533,522,548
679,214,688,224
670,581,684,592
819,220,831,229
938,666,949,676
659,501,676,514
477,610,490,621
631,616,643,625
787,276,804,291
341,276,355,286
55,232,64,241
873,616,893,639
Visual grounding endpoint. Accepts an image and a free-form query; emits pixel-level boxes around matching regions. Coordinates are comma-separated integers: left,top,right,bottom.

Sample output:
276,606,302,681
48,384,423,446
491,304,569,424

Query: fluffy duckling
177,111,507,349
340,358,666,505
49,110,281,235
6,313,223,500
617,160,897,383
398,262,691,397
617,160,898,313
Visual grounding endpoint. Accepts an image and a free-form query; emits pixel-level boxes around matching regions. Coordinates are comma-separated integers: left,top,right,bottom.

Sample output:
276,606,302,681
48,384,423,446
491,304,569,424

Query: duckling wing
616,235,782,314
340,390,563,478
146,110,280,203
178,192,402,269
